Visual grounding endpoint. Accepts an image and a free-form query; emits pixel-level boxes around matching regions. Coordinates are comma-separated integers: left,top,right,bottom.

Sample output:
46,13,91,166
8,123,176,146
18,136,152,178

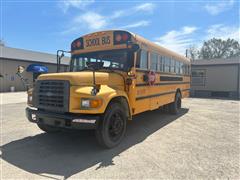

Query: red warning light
76,41,81,48
115,34,122,42
122,34,129,41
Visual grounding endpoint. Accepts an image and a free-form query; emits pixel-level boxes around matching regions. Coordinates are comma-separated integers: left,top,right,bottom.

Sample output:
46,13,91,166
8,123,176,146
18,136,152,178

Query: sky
1,0,239,55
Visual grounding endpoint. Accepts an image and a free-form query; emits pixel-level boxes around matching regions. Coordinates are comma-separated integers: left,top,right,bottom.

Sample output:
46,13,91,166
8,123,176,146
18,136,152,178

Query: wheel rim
108,111,124,141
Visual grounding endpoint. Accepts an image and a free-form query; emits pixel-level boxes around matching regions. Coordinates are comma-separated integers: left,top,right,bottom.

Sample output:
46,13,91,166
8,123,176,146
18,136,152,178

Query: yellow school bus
25,30,190,148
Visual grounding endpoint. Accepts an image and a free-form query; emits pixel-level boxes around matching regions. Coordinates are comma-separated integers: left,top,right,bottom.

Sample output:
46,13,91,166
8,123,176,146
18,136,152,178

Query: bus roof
128,31,190,64
73,30,191,64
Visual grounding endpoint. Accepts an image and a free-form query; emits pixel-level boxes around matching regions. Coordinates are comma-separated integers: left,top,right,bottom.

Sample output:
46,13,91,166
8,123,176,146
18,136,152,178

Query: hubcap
108,112,124,141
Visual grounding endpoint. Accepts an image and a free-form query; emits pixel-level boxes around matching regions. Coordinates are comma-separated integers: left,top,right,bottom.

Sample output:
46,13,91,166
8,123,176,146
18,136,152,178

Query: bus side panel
133,71,190,115
134,98,151,114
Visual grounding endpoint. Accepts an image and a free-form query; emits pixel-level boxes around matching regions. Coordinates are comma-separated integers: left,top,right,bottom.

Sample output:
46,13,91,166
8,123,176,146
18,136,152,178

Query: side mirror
127,42,140,52
17,66,25,74
131,44,140,51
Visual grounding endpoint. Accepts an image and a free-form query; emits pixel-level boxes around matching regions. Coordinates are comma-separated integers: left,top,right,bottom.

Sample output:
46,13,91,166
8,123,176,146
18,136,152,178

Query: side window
183,64,187,75
170,58,175,73
159,55,163,72
164,57,170,73
180,62,183,74
176,61,180,74
150,52,158,71
139,49,148,69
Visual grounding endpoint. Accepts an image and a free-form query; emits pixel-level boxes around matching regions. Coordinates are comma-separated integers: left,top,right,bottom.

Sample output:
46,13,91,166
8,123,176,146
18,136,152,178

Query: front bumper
26,107,100,130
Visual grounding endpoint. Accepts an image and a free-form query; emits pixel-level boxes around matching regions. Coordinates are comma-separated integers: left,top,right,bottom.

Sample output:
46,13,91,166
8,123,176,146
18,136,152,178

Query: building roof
0,45,70,65
191,57,240,66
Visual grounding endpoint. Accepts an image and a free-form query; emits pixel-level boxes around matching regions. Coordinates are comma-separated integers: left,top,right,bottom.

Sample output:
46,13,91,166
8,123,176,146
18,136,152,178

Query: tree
186,45,199,60
199,38,240,59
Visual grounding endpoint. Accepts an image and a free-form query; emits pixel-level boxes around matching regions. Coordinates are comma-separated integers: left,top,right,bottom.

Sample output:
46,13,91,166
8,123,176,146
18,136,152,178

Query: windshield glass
70,50,133,72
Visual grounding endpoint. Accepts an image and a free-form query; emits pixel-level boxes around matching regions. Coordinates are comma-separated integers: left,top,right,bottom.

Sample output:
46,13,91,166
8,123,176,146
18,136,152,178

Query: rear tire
169,92,182,115
37,123,60,133
95,102,127,148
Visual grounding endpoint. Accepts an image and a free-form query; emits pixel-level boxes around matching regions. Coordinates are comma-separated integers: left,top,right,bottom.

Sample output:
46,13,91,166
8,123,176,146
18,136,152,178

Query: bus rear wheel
169,92,182,115
95,102,127,148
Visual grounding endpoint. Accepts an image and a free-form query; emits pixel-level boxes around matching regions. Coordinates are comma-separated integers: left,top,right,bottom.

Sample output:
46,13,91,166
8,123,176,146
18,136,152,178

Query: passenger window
139,49,148,69
170,59,175,73
180,62,183,74
150,53,158,71
158,55,163,72
183,64,187,75
176,61,180,74
164,57,170,73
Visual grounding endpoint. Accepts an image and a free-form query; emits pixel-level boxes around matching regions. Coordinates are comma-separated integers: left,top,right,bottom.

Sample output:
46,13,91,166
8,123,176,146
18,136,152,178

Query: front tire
169,92,182,115
95,103,127,148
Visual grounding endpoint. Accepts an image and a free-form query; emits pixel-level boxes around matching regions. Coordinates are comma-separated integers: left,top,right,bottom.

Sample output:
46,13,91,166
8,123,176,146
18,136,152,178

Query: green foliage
200,38,240,59
187,38,240,60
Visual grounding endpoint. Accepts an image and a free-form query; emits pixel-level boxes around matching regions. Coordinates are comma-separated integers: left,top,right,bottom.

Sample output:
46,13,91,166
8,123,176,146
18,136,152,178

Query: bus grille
34,80,69,112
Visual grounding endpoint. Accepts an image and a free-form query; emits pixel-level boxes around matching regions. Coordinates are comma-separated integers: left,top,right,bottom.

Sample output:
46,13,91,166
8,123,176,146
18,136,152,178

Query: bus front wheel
169,92,181,115
95,102,127,148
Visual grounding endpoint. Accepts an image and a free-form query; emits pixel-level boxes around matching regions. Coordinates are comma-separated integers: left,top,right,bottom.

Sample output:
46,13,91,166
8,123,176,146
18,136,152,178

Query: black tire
95,102,127,148
37,123,60,133
169,92,182,115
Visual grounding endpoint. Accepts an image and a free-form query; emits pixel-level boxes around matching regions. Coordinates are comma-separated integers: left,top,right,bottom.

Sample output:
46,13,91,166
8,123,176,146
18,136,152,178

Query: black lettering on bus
102,36,110,45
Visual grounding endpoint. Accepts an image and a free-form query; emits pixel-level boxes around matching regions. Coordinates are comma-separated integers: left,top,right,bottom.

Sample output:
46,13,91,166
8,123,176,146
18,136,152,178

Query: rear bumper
25,107,100,130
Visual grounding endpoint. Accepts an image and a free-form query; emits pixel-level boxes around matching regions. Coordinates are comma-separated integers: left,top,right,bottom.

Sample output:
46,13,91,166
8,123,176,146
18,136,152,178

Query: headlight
81,98,102,109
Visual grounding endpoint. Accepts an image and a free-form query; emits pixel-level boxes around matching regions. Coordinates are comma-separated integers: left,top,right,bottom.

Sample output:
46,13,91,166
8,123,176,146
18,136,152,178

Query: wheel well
107,96,131,120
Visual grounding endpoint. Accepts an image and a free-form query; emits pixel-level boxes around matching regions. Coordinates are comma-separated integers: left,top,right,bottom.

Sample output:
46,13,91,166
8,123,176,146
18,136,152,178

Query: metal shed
191,57,240,99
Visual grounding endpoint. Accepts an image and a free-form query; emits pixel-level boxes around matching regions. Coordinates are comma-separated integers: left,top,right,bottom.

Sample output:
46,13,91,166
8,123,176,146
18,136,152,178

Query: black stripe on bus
136,90,176,101
136,81,190,87
182,88,190,91
160,76,183,81
136,88,190,101
135,69,191,77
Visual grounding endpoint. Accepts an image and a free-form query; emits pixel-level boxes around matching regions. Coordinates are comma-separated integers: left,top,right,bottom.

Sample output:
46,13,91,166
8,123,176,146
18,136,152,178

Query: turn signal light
81,98,103,109
90,99,103,108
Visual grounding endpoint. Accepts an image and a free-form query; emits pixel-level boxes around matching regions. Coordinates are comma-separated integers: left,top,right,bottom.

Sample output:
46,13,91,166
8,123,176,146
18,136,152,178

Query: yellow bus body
26,30,190,148
37,30,190,116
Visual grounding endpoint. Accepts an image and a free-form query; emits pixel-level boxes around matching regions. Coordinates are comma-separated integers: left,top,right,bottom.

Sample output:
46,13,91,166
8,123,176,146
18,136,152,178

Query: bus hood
38,71,124,86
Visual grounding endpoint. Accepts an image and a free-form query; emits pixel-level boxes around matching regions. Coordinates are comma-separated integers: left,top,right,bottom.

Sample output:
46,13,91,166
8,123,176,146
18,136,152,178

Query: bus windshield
70,50,133,72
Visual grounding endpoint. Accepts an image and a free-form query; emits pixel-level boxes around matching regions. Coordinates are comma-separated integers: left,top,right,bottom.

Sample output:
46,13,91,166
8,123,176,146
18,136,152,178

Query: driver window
136,49,148,69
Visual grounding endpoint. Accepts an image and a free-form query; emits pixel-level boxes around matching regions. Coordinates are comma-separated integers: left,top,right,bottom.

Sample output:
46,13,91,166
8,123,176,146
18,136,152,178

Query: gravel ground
0,93,239,179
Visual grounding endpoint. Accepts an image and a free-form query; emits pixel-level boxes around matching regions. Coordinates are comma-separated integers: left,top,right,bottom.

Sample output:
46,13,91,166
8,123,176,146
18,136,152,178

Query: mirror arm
56,50,70,73
16,72,30,91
